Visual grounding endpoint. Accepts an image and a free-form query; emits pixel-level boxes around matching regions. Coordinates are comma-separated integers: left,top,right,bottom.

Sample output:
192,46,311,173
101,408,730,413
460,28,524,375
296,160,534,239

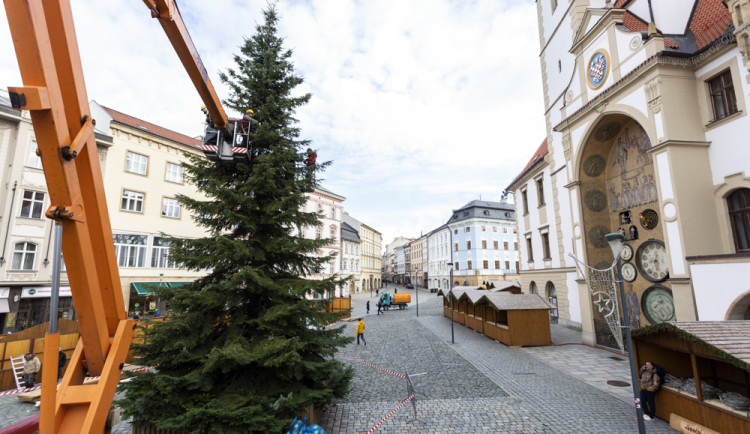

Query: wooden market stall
439,287,553,347
632,321,750,433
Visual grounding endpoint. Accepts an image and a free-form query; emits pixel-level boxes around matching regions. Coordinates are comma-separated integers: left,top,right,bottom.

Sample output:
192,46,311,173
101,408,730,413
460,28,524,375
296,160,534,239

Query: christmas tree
118,6,353,433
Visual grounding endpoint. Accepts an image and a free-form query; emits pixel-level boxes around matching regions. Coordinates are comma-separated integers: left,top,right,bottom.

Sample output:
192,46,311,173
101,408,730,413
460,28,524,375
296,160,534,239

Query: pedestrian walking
356,318,366,345
366,300,370,314
23,352,40,388
377,301,383,315
57,347,67,380
639,361,660,421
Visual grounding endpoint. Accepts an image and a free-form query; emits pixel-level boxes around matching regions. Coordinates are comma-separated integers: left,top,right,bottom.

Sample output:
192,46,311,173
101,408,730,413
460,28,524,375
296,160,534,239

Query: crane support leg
3,0,134,432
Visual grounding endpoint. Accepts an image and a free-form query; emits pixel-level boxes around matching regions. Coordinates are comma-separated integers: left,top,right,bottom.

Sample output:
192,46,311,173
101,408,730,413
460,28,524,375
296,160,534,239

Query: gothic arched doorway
579,115,671,348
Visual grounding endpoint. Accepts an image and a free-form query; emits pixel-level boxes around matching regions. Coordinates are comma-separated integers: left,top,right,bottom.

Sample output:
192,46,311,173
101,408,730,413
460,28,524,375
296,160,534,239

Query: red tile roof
507,138,548,189
621,11,678,48
690,0,733,50
101,106,202,150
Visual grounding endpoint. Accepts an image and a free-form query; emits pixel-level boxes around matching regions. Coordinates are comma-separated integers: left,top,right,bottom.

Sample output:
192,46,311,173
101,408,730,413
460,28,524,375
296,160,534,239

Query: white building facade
510,0,750,346
427,225,451,290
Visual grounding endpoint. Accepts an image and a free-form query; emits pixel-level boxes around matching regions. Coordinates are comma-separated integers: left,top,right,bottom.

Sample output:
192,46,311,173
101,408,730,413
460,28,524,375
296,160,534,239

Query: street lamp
447,262,454,344
414,266,419,317
605,232,646,434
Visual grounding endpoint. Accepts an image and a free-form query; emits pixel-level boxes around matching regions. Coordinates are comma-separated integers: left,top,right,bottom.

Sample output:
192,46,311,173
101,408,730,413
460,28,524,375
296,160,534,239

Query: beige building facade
359,224,382,291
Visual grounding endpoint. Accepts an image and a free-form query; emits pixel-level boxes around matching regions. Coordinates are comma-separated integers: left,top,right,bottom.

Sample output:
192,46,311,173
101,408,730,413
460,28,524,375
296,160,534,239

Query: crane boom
3,0,229,432
142,0,228,129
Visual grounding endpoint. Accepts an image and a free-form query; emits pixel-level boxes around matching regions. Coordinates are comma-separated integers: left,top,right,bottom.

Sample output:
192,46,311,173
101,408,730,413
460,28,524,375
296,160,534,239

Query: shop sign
21,286,72,298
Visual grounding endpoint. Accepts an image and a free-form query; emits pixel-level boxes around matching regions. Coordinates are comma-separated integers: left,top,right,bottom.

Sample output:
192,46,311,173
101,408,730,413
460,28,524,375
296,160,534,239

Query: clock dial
636,240,669,282
621,262,637,282
641,285,676,324
621,244,633,262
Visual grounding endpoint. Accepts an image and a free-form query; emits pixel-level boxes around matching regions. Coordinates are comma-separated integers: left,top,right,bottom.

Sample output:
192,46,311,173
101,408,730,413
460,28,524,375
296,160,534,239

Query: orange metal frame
3,0,226,432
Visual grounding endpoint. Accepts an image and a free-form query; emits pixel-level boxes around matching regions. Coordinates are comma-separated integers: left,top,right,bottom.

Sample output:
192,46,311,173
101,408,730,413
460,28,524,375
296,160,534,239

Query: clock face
621,262,637,282
636,240,669,282
641,285,676,324
621,244,633,262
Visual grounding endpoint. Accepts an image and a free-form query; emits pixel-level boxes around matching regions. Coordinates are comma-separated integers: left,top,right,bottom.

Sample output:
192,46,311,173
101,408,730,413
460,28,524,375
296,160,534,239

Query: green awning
168,281,192,287
131,282,167,296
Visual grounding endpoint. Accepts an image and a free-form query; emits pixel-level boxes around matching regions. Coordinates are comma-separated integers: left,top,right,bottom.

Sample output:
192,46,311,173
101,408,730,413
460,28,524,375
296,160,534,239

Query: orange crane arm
3,0,134,432
142,0,229,128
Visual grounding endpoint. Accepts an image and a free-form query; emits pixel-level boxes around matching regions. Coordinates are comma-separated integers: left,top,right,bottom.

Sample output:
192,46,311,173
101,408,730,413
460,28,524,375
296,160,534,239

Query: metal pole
449,266,454,344
415,267,419,317
616,258,646,433
158,273,164,315
49,223,63,333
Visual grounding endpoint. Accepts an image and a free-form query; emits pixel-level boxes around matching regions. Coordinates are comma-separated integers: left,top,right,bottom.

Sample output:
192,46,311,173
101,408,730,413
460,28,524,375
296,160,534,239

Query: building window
536,177,545,206
11,242,36,270
329,227,336,240
468,260,472,270
493,227,497,232
27,141,43,169
121,190,144,213
521,189,529,215
455,262,459,271
482,240,487,249
316,227,322,239
330,208,335,219
495,260,500,269
709,70,738,122
165,163,183,184
125,151,148,175
526,236,534,261
481,226,486,232
467,241,471,250
504,241,509,250
483,260,489,269
728,188,750,252
465,227,471,232
20,190,45,219
151,237,177,268
503,228,508,233
455,243,458,252
514,241,518,250
505,260,510,269
454,229,458,235
542,233,551,259
113,233,147,268
162,198,181,218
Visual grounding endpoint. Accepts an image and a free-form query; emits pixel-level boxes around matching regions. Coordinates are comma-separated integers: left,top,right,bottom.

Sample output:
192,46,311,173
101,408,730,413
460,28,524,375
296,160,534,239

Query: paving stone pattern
320,289,676,433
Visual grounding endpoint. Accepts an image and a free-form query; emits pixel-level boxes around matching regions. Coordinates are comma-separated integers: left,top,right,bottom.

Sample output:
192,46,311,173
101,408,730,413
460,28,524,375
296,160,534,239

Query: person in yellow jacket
356,318,366,346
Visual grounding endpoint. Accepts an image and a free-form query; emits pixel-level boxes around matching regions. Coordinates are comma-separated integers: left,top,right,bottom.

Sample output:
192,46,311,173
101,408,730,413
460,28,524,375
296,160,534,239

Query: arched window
546,281,558,323
530,281,538,295
727,188,750,252
12,242,37,270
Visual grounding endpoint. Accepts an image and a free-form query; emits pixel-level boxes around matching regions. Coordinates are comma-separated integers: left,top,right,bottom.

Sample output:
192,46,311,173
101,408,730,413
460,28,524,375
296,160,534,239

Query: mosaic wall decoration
606,124,656,212
583,154,606,177
588,225,608,248
593,122,621,142
584,189,607,212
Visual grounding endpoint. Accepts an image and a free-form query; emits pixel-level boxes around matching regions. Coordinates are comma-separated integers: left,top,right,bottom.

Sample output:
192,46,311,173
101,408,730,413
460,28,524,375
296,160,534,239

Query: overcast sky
0,0,545,249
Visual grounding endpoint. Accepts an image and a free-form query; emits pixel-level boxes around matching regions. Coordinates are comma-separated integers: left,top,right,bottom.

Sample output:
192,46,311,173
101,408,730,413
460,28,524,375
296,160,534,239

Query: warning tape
365,393,415,434
335,353,406,379
0,366,156,397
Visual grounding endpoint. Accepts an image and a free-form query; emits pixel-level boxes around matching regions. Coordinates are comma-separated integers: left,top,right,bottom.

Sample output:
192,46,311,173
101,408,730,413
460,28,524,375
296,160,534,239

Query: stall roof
479,292,555,310
438,288,554,310
633,321,750,371
486,280,521,292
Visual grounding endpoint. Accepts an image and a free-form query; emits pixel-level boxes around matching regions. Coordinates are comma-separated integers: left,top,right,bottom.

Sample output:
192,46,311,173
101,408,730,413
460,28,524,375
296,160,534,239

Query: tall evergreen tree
119,7,353,433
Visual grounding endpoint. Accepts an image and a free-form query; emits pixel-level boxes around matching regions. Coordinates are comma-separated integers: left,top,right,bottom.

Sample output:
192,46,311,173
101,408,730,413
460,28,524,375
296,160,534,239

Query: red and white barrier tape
335,353,406,379
0,366,156,396
365,393,415,434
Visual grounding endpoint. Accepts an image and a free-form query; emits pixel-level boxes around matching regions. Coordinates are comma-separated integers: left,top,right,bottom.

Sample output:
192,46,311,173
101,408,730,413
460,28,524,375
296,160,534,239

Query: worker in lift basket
241,109,259,133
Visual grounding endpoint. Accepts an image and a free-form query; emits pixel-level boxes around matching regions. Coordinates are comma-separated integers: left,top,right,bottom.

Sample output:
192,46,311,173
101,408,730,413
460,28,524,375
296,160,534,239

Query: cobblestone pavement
0,286,676,433
321,286,676,433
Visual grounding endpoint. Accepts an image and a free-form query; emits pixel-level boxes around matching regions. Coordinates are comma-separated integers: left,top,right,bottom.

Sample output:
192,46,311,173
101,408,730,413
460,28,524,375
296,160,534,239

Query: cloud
0,0,544,248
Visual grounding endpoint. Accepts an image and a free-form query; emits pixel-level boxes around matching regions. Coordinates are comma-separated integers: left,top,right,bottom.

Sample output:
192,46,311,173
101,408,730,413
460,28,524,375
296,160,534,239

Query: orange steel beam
3,0,133,432
142,0,228,128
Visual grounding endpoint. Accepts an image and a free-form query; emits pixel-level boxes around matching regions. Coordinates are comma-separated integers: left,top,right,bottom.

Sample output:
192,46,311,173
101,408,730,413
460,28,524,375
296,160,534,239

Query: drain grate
607,380,630,387
609,356,624,361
